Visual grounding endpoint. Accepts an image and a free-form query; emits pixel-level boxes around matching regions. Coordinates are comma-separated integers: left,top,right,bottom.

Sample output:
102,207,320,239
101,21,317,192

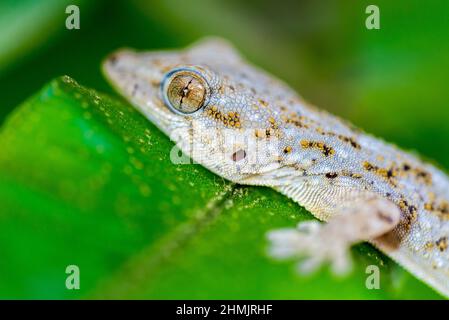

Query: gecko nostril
231,149,247,162
107,53,118,66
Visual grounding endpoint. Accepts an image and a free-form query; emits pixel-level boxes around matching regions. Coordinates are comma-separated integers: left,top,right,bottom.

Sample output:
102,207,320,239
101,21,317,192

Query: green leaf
0,77,442,299
0,0,88,75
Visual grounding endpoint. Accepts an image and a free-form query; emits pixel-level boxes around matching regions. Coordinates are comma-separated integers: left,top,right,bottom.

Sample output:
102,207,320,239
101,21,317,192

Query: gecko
103,37,449,297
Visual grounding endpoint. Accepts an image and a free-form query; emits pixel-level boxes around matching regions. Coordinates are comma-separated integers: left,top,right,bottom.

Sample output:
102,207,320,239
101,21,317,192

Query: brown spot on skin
150,80,160,87
318,129,327,136
325,172,338,179
410,207,418,219
265,129,271,138
300,140,335,157
399,200,408,212
283,112,309,129
338,135,361,149
386,168,395,179
414,168,432,185
339,170,363,179
363,161,398,184
268,117,278,130
436,201,448,215
424,242,434,250
399,199,417,217
205,106,241,128
320,144,334,157
436,237,448,252
398,163,432,185
231,149,246,162
283,146,292,154
425,200,449,220
300,140,309,148
397,199,418,231
258,99,268,107
363,161,375,171
254,129,265,138
264,127,282,139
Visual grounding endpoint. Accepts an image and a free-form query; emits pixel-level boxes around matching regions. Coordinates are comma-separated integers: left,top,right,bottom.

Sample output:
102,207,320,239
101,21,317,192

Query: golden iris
165,71,206,113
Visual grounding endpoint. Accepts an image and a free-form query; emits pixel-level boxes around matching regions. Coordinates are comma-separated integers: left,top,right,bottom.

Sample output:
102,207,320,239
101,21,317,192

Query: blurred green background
0,0,448,299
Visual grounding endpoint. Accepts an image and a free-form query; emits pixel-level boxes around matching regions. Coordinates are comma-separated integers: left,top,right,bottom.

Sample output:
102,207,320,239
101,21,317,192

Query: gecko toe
267,224,353,276
296,220,321,234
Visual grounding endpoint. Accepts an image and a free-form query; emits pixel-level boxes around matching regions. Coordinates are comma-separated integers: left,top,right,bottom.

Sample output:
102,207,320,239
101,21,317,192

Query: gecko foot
267,221,352,275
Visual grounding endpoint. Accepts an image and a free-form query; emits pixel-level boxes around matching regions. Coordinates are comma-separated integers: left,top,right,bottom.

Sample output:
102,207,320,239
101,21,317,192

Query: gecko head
103,37,294,183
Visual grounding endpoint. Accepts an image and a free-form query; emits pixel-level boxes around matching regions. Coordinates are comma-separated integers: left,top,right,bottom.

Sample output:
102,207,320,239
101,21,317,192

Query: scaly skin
103,38,449,297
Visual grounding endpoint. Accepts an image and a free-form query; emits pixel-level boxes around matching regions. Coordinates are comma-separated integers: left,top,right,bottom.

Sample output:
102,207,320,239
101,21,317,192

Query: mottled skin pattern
103,38,449,297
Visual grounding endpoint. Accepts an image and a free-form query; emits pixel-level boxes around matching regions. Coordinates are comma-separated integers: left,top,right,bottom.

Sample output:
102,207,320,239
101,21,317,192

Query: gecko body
103,38,449,297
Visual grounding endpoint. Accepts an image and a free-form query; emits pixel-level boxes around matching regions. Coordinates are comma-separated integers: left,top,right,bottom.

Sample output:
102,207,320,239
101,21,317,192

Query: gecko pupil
166,72,206,113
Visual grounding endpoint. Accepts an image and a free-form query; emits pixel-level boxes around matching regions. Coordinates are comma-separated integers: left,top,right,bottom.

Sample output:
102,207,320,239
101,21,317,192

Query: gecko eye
161,68,209,114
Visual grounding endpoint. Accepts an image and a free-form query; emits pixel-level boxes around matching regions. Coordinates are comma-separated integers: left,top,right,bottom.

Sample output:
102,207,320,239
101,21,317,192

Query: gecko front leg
267,196,401,275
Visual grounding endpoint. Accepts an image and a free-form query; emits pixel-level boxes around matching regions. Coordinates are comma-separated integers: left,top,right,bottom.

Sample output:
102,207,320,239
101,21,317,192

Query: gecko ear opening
161,67,210,115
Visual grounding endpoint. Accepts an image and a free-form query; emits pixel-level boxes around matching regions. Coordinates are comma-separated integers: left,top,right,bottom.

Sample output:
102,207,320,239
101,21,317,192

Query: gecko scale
103,38,449,297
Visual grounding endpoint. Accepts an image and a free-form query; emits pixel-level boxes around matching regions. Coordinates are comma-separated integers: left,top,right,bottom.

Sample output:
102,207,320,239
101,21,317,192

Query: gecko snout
104,48,136,68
